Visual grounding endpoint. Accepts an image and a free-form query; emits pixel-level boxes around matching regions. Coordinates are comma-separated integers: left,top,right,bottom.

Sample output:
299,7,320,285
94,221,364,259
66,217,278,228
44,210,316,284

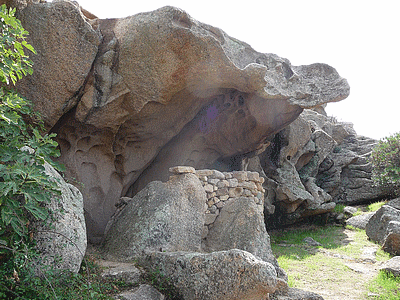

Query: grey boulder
141,249,284,300
366,198,400,255
203,196,285,278
346,212,375,230
379,256,400,277
114,284,164,300
102,173,206,260
33,161,86,273
271,287,325,300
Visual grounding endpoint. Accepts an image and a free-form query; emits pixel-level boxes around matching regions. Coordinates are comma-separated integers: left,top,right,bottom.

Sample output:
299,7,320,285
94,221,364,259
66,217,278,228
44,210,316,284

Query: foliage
0,5,35,85
370,132,400,197
0,2,61,267
0,256,129,299
333,204,345,213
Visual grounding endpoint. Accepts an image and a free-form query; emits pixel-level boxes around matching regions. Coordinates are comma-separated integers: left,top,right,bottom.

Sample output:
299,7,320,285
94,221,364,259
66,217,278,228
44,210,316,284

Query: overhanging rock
14,1,350,242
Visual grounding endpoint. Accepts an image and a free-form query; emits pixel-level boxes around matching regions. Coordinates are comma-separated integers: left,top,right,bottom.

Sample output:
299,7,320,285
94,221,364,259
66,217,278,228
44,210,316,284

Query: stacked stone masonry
169,166,265,237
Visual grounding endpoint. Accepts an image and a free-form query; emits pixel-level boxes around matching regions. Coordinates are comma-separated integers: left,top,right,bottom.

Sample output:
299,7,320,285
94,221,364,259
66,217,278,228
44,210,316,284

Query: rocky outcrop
32,161,86,274
366,198,400,255
12,1,349,241
271,287,325,300
260,107,393,227
141,249,283,300
102,169,289,298
204,196,284,277
259,109,337,227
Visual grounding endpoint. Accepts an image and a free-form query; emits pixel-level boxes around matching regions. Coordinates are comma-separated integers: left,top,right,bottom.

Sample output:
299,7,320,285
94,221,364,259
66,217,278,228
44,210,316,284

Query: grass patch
368,271,400,299
368,201,387,212
271,225,344,249
270,225,393,299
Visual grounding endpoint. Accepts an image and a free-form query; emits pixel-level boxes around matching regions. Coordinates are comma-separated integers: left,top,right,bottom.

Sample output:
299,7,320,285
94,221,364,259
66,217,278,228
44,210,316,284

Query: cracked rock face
16,0,101,128
261,107,393,228
15,1,349,241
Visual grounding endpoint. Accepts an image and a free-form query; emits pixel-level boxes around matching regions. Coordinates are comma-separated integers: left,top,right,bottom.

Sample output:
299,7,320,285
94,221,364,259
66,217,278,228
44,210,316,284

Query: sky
65,0,399,140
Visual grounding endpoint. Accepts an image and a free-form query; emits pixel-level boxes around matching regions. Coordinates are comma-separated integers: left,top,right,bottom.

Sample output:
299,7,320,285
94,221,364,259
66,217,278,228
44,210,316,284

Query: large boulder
141,249,284,300
32,161,86,274
366,198,400,255
379,256,400,277
271,287,324,300
203,196,285,278
115,284,165,300
346,212,375,230
102,173,206,260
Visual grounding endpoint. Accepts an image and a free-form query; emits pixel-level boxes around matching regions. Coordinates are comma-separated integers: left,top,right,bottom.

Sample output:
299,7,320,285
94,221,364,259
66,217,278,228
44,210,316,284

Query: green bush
370,132,400,197
0,2,61,267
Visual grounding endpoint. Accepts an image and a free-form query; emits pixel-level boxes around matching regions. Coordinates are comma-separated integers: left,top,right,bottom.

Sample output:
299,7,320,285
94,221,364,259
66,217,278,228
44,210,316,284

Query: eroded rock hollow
14,1,350,242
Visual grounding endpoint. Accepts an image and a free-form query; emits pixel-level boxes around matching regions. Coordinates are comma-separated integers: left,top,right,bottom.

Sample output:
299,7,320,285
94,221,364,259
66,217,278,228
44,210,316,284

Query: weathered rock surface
379,256,400,277
203,197,285,278
366,198,400,255
102,173,206,260
114,284,165,300
99,260,143,285
271,287,325,300
343,206,358,215
141,249,283,300
259,109,337,227
15,0,101,128
11,1,349,240
260,107,393,227
346,212,375,230
33,161,86,274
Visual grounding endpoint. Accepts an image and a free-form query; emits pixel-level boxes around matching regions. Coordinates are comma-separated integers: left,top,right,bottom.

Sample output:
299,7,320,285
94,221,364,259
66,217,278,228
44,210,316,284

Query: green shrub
0,1,61,275
370,133,400,197
333,204,345,213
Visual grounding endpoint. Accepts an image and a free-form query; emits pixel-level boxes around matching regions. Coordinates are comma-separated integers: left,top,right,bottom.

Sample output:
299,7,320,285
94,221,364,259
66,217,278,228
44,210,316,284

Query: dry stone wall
169,166,265,238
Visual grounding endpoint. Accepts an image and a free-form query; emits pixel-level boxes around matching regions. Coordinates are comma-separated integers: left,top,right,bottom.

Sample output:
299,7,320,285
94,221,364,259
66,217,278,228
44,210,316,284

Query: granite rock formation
258,107,393,227
12,1,349,241
103,169,288,299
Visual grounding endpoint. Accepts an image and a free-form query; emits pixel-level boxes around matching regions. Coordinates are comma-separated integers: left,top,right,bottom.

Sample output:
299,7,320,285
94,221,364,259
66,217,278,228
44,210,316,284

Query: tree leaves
0,4,35,85
0,4,62,252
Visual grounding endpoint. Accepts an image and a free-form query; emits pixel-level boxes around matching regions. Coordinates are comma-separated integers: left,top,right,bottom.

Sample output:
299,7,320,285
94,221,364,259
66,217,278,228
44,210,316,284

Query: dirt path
312,229,380,300
271,227,387,300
